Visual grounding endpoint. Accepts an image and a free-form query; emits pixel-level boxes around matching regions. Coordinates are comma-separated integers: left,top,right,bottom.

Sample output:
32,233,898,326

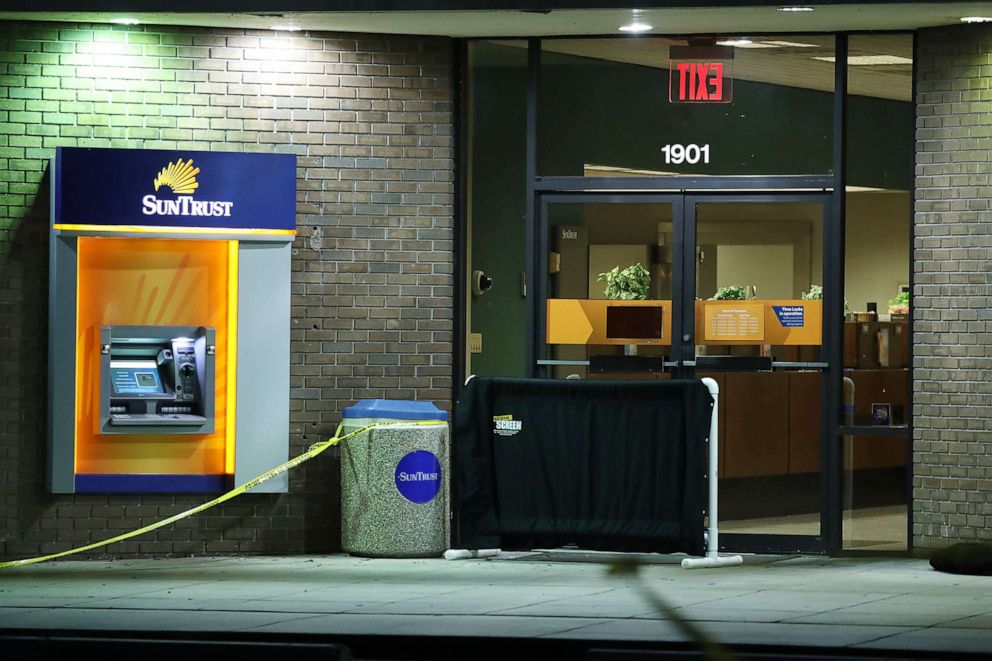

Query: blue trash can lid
342,399,449,421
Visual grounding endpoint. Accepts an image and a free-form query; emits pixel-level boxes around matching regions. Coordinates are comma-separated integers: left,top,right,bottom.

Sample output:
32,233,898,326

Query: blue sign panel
773,305,805,328
394,451,442,504
54,147,296,231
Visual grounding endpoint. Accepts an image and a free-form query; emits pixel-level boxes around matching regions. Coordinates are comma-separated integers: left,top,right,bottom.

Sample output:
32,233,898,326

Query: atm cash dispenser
100,326,215,435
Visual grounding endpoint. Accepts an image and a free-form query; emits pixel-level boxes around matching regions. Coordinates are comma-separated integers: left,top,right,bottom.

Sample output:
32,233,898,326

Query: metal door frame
534,191,835,555
684,193,834,554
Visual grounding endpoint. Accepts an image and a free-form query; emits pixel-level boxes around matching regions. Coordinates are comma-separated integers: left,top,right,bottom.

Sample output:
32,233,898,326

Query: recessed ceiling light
271,24,302,32
961,16,992,24
777,6,815,12
716,39,786,49
110,18,140,26
716,39,754,47
715,39,820,49
813,55,913,65
762,40,819,48
619,22,653,33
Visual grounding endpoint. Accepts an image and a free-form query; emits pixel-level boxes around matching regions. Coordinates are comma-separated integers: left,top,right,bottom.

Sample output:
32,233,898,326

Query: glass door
537,193,833,554
538,195,682,382
684,195,831,553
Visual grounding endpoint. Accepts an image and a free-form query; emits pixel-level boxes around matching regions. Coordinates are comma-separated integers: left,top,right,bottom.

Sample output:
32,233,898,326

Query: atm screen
110,360,166,396
606,306,663,340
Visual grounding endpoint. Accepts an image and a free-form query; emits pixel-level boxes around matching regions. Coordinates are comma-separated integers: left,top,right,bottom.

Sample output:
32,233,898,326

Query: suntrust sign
53,147,296,232
142,158,235,218
669,45,734,104
394,451,442,504
142,195,234,217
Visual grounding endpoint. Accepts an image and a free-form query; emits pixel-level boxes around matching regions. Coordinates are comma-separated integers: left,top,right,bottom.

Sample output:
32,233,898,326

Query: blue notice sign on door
394,451,442,504
773,305,805,328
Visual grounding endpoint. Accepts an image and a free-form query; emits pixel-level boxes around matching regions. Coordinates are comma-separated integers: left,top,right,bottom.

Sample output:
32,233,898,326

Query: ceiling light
619,22,653,33
717,39,784,49
762,40,819,48
271,24,302,32
961,16,992,24
716,39,754,47
777,6,815,12
110,18,140,26
813,55,913,65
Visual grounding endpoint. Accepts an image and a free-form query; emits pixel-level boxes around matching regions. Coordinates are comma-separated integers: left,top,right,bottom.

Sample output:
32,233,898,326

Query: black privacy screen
453,377,712,554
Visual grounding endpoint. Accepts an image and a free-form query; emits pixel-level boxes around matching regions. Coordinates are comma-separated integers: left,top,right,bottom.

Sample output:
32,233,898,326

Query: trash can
340,399,450,558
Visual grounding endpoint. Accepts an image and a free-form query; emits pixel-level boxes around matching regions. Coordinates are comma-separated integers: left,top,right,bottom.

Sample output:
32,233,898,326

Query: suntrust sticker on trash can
394,451,442,504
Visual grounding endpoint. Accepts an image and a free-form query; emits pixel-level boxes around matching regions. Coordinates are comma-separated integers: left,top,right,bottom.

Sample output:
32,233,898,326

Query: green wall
0,21,455,560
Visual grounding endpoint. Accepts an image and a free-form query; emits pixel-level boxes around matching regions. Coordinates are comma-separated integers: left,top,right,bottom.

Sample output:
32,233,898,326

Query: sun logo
153,158,200,195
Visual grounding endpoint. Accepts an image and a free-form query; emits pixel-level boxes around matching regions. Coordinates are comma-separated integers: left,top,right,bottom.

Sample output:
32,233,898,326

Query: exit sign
669,45,734,104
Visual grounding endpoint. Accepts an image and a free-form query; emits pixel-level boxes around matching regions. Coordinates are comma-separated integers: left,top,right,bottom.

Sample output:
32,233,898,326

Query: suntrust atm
48,147,295,494
100,325,215,433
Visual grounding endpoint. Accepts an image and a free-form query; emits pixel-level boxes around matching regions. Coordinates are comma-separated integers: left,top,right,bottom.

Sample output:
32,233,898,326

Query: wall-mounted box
48,147,296,494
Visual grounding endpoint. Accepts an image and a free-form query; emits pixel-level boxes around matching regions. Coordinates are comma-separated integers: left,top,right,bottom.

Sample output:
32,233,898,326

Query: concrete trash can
340,399,450,558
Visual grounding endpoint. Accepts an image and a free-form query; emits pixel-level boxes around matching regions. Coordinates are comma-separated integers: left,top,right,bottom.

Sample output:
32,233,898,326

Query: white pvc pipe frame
680,378,744,569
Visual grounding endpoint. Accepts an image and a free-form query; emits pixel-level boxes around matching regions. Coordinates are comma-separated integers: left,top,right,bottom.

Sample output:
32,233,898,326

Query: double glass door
538,193,832,553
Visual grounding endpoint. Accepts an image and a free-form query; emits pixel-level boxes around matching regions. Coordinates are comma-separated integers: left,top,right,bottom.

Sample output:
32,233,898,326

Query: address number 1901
661,143,710,165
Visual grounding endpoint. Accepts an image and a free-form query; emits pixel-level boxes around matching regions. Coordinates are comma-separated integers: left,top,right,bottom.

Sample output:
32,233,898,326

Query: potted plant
710,284,747,300
802,284,850,313
801,284,823,301
888,290,909,318
597,263,651,300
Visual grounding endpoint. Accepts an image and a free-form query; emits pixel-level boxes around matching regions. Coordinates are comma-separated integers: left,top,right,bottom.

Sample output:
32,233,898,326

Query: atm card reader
99,325,216,435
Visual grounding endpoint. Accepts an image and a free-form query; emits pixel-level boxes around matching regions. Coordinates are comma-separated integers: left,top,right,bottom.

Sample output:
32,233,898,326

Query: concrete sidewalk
1,553,990,658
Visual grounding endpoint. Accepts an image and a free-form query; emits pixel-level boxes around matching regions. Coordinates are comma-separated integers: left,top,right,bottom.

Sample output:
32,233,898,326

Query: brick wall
0,21,453,560
914,24,992,548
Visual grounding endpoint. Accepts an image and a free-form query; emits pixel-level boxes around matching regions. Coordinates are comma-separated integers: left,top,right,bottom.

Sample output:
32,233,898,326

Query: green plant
597,263,651,300
710,284,747,300
803,284,850,313
888,290,909,314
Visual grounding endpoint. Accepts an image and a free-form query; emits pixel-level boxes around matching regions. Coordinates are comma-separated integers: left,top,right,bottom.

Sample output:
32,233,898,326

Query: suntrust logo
141,158,235,218
397,470,439,482
394,451,442,504
154,158,199,194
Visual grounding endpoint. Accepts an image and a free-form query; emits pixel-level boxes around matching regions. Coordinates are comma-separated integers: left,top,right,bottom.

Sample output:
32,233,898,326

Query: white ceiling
1,3,991,37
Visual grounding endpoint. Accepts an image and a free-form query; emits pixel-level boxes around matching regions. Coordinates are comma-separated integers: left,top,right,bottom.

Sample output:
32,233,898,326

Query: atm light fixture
961,16,992,24
777,6,815,11
271,24,302,32
110,18,140,26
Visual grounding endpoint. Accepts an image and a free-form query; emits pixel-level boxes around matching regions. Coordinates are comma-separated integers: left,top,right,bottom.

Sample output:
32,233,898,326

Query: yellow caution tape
0,420,447,570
